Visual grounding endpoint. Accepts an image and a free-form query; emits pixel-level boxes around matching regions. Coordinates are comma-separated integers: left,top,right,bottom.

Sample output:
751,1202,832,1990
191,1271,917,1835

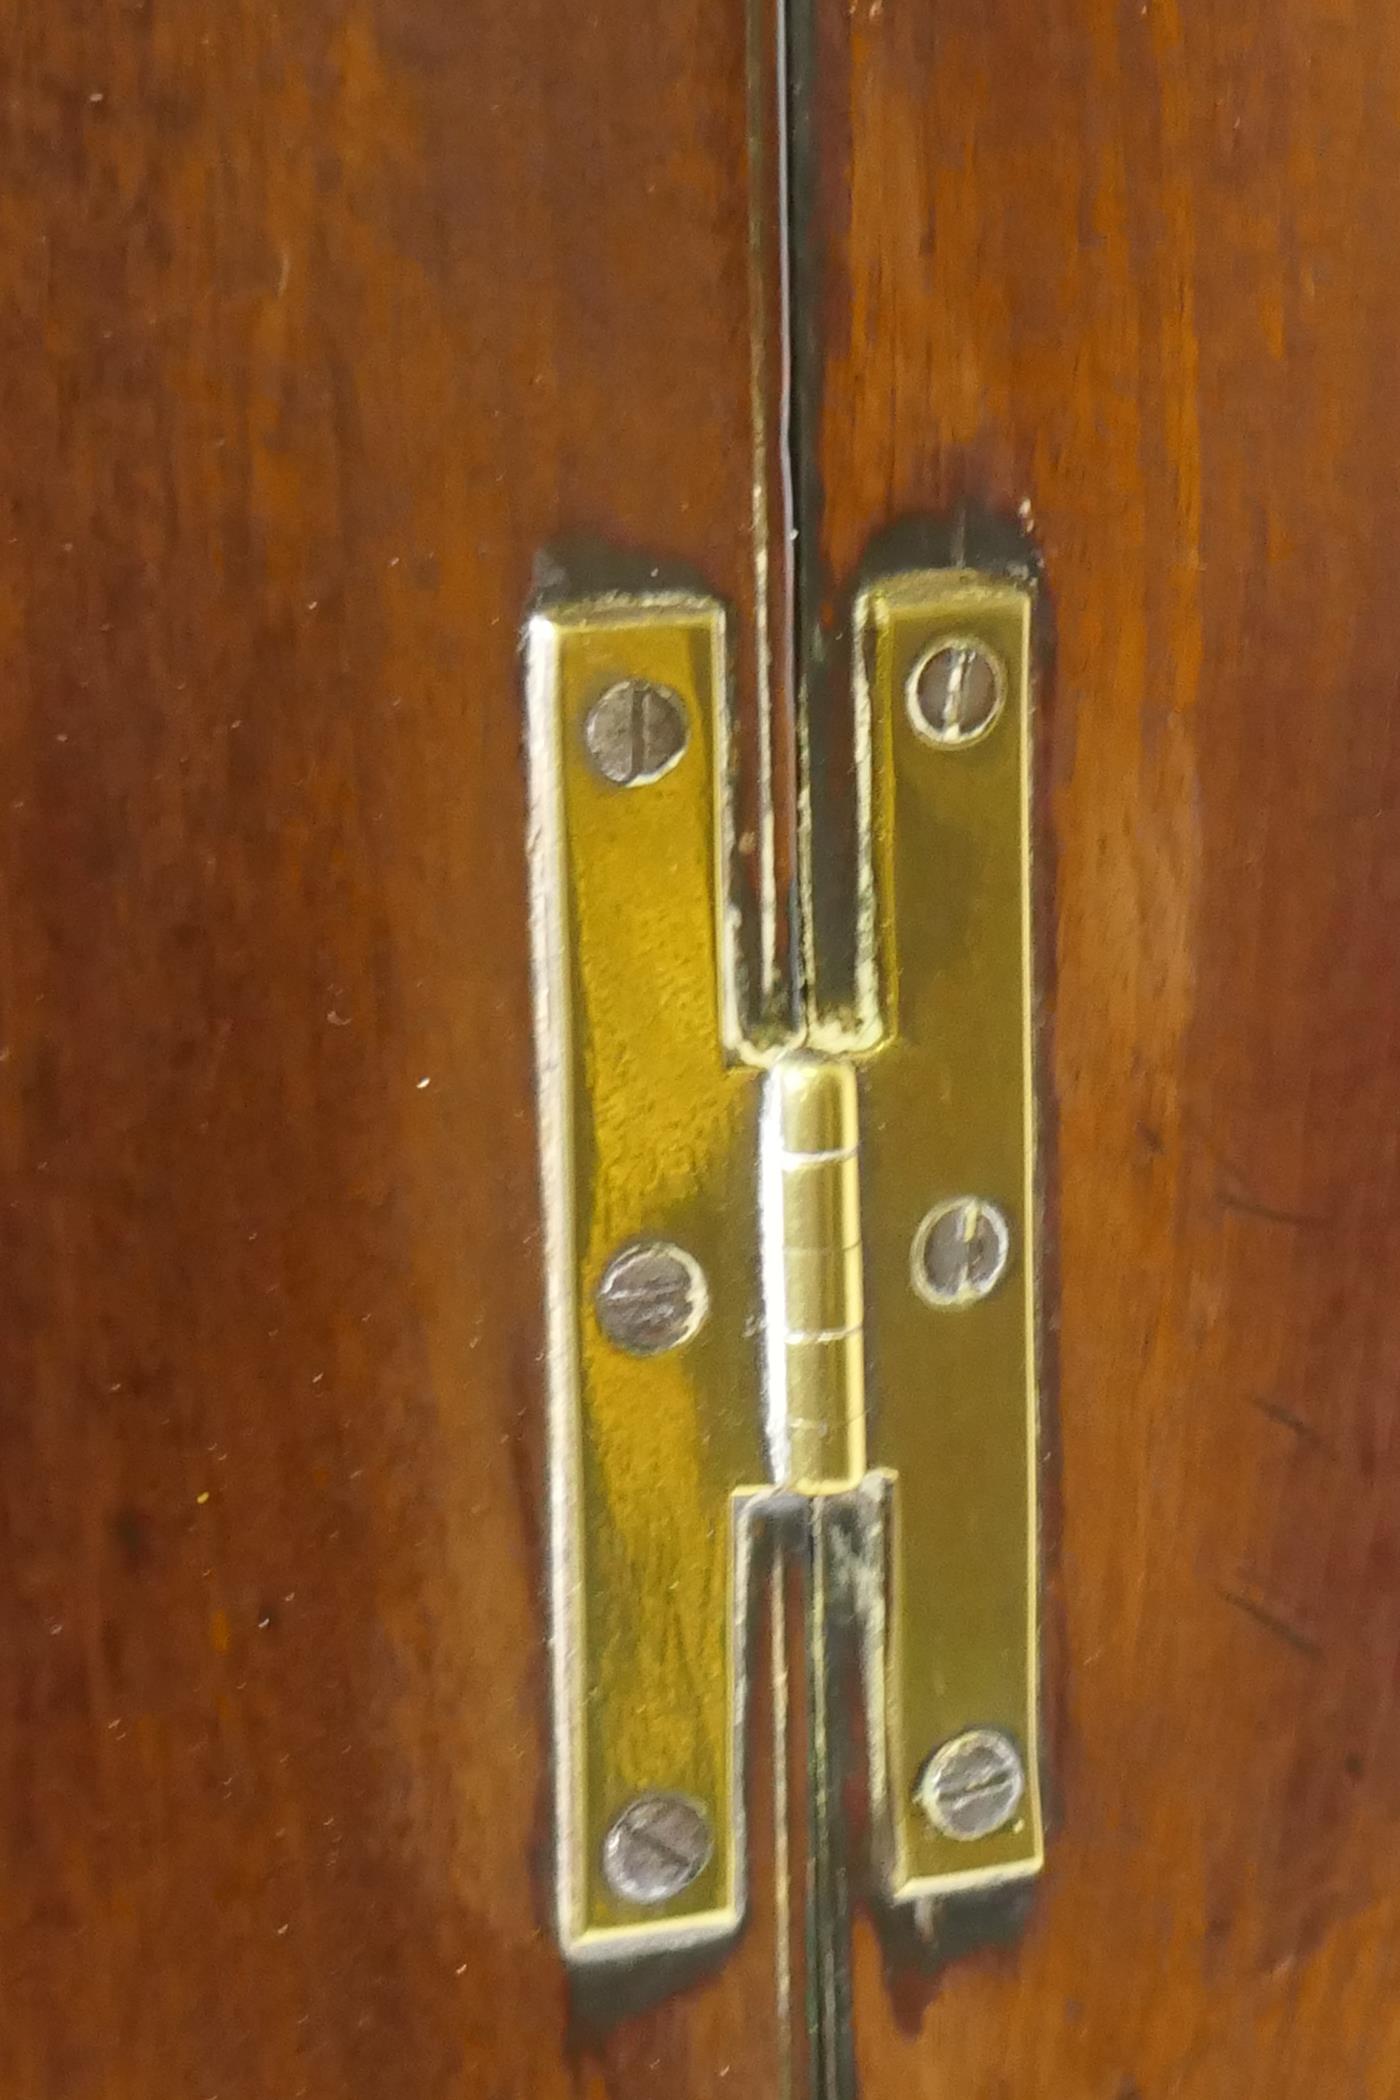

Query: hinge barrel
761,1057,867,1494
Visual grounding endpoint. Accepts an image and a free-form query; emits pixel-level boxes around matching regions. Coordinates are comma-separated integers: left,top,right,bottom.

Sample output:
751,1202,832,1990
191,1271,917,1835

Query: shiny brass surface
528,568,1041,1965
761,1057,866,1493
857,570,1042,1897
527,596,764,1958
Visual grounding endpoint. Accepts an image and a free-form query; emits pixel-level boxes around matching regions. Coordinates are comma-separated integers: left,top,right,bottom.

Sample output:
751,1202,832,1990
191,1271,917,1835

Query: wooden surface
6,0,1400,2095
802,1,1400,2092
0,4,795,2095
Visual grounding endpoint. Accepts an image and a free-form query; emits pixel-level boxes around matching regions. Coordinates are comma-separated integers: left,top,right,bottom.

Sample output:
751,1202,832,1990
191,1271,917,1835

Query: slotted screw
584,678,689,785
602,1792,713,1905
907,639,1005,746
595,1240,708,1356
913,1196,1011,1307
917,1729,1026,1842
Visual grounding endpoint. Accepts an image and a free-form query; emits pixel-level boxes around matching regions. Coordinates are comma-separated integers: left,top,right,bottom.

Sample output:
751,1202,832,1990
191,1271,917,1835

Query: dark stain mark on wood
1217,1190,1332,1231
1249,1396,1338,1458
109,1505,153,1573
1215,1586,1323,1663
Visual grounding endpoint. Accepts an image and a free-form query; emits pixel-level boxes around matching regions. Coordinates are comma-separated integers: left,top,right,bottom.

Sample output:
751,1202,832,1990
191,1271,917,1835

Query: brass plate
526,597,766,1957
856,572,1043,1897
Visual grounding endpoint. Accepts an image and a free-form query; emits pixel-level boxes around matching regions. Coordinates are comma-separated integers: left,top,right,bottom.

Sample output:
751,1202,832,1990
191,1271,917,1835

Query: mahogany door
2,2,1397,2096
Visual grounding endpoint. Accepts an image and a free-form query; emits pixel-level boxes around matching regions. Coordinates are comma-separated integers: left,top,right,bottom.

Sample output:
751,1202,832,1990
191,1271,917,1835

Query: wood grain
802,1,1400,2092
9,0,1400,2092
0,3,793,2094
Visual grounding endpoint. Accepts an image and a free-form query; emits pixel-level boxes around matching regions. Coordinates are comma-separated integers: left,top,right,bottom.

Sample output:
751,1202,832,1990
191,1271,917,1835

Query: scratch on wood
1248,1395,1337,1456
1215,1586,1322,1662
1217,1190,1331,1230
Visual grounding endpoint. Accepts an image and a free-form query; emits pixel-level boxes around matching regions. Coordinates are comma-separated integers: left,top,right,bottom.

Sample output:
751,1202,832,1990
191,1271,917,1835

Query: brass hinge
527,571,1041,1961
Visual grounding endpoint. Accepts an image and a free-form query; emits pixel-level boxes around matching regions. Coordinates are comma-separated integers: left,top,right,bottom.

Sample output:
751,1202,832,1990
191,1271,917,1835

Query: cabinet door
796,5,1400,2092
0,3,790,2093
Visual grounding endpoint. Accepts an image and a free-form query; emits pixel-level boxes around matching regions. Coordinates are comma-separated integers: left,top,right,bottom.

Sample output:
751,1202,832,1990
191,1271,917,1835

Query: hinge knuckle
764,1056,866,1493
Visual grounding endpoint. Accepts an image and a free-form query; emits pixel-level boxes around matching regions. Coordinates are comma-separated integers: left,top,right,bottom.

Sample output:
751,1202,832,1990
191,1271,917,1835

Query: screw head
906,638,1006,747
917,1729,1026,1842
602,1792,714,1905
595,1239,708,1356
584,678,689,786
912,1197,1012,1307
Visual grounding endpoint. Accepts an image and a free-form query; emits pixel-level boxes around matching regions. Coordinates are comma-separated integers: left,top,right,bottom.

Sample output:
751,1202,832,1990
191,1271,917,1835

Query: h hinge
527,570,1041,1961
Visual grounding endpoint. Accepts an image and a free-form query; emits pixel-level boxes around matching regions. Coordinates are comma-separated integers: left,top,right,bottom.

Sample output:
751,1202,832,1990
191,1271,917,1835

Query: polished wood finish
802,2,1400,2091
0,5,792,2094
7,0,1400,2092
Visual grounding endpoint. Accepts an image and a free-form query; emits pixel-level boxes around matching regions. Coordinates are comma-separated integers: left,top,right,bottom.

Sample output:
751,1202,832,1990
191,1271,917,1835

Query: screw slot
602,1792,714,1905
916,1728,1026,1842
584,678,689,786
906,638,1006,747
595,1239,708,1356
912,1197,1011,1308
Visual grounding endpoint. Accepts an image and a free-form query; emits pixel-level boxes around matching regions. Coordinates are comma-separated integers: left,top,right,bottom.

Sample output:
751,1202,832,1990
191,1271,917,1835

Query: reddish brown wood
0,4,793,2094
803,1,1400,2091
9,1,1400,2092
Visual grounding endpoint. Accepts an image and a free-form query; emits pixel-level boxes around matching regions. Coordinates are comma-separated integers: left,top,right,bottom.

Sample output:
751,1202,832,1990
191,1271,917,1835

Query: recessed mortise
602,1793,714,1905
906,637,1006,747
584,677,689,785
912,1197,1012,1307
916,1729,1027,1842
595,1239,709,1356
